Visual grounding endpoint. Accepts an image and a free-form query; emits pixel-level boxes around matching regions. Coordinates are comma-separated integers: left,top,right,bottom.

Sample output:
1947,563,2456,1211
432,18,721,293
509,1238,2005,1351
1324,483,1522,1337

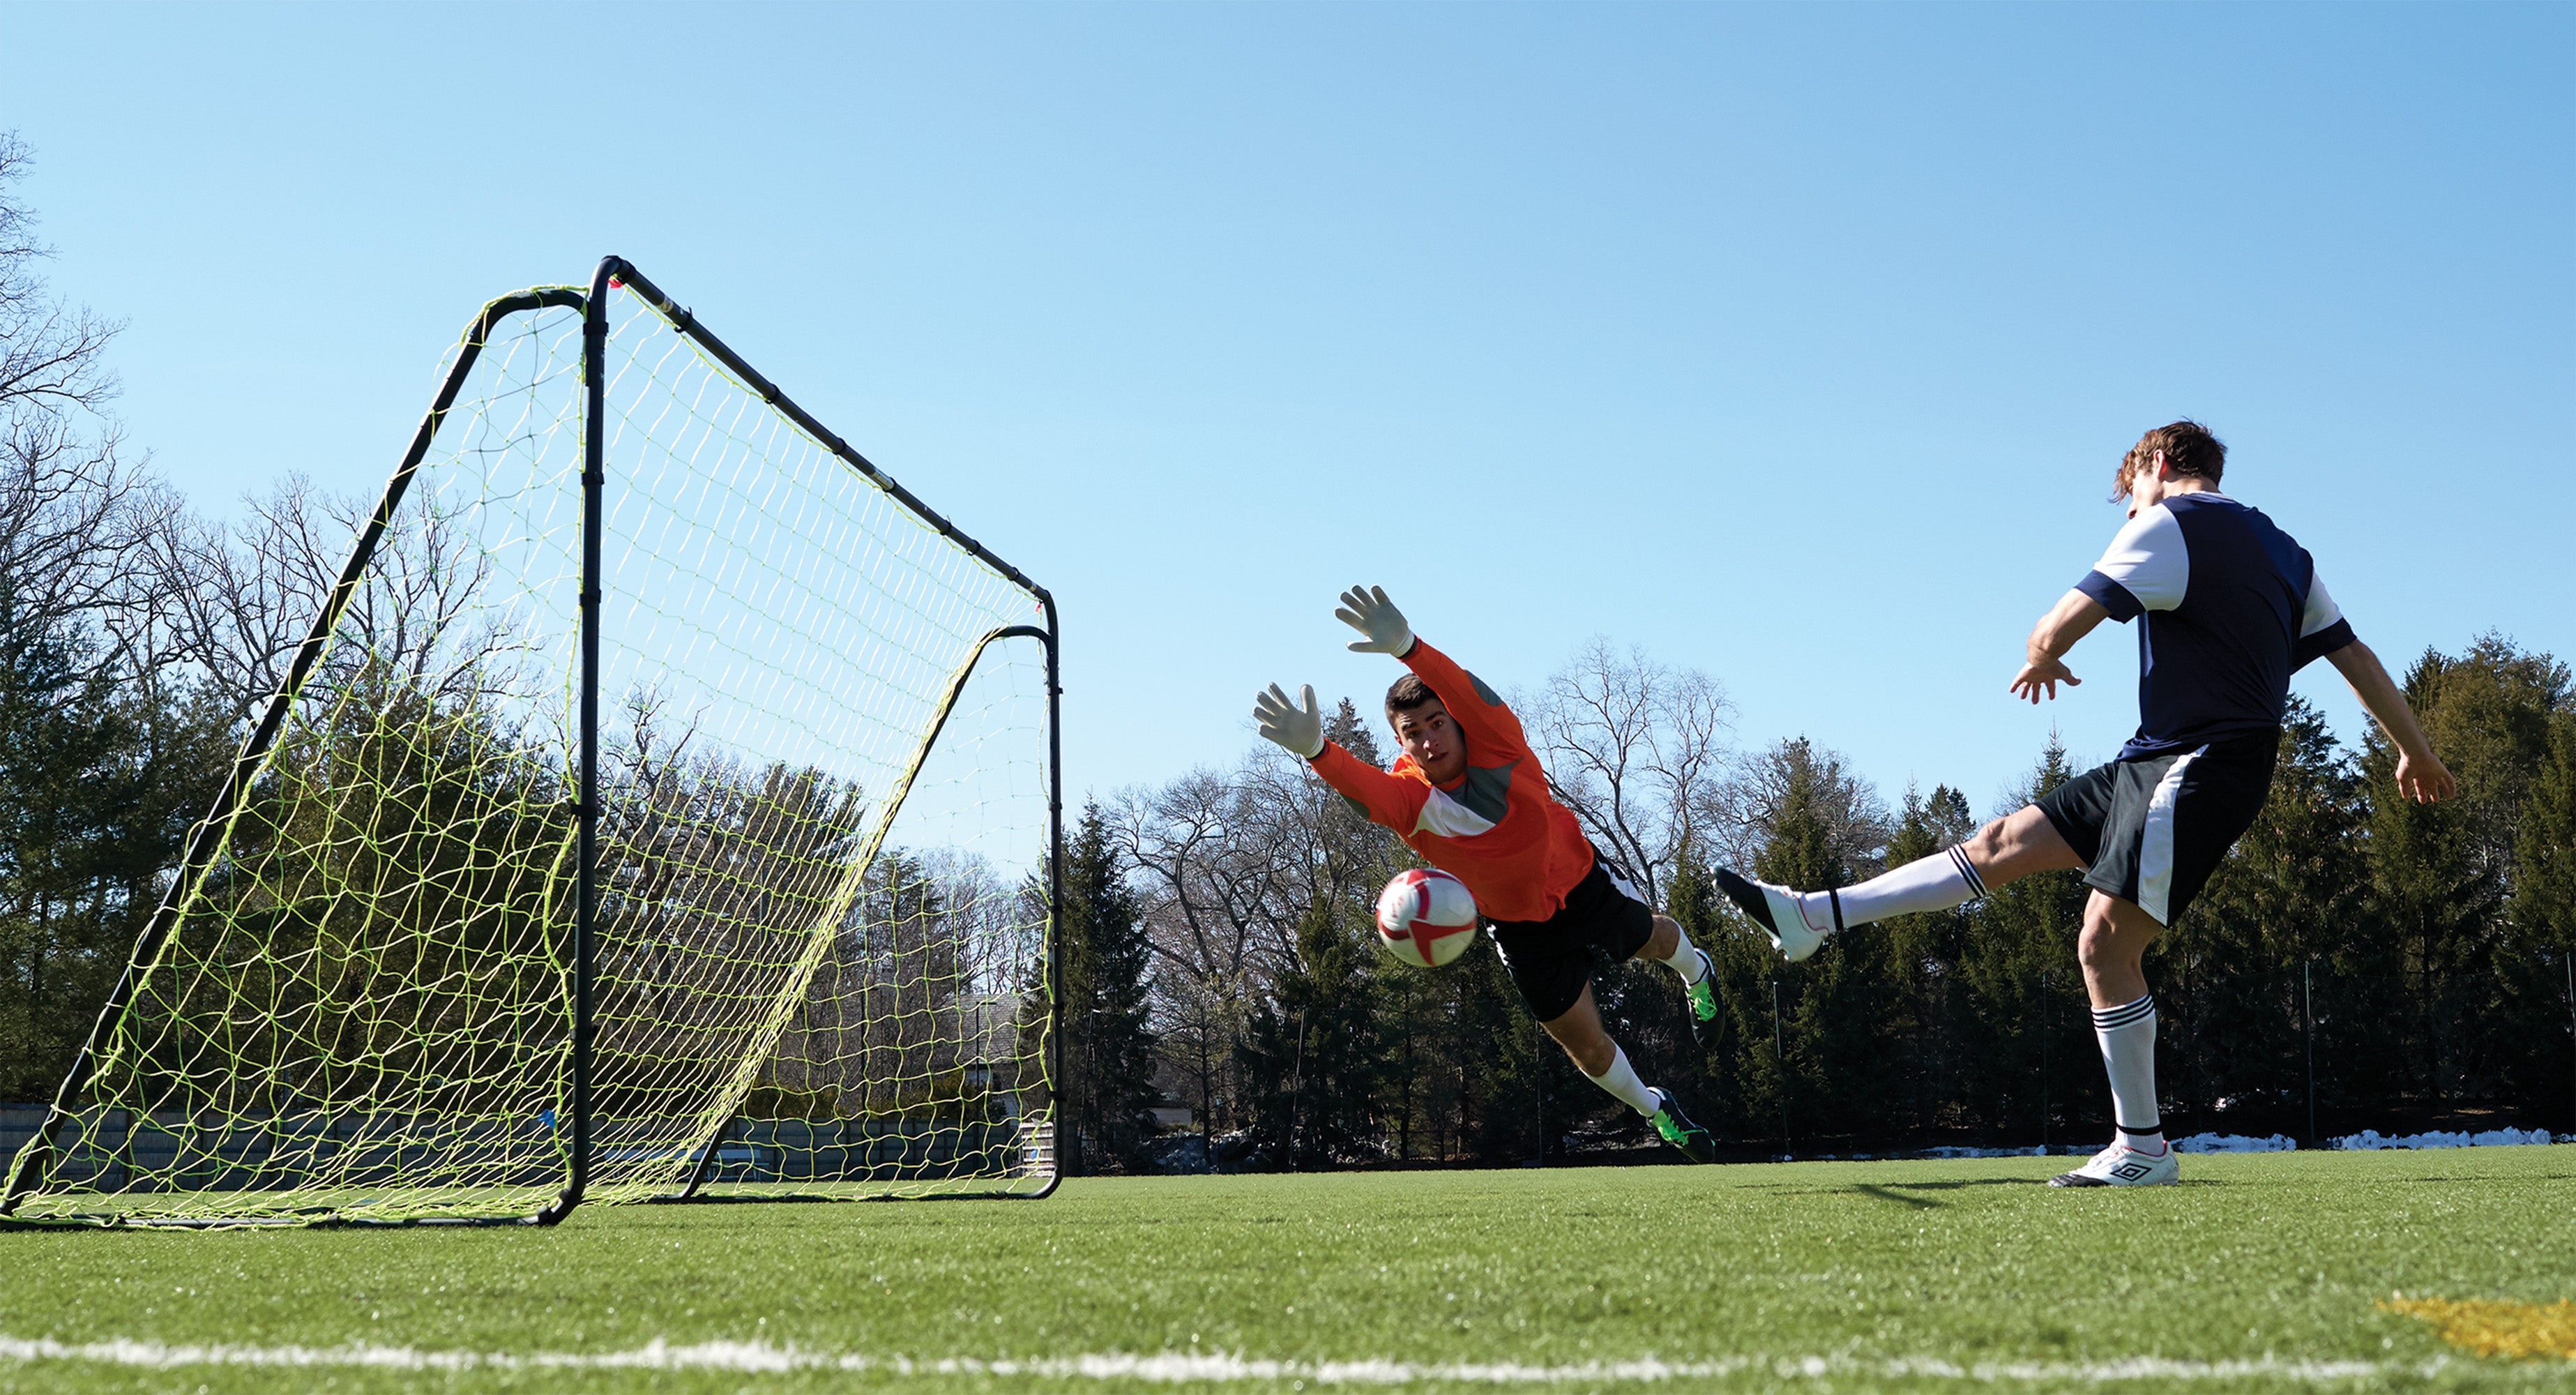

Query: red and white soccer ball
1375,868,1480,968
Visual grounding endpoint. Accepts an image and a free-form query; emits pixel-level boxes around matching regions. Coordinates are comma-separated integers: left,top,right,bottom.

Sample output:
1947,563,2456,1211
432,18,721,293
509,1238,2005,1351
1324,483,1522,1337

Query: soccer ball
1375,868,1480,968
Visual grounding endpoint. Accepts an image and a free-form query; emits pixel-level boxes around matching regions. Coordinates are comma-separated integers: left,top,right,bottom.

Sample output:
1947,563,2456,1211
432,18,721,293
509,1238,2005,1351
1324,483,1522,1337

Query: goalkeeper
1252,585,1722,1163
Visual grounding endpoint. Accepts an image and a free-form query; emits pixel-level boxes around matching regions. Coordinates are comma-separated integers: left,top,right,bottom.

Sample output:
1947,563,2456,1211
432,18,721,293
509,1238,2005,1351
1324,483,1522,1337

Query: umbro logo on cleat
2112,1162,2152,1179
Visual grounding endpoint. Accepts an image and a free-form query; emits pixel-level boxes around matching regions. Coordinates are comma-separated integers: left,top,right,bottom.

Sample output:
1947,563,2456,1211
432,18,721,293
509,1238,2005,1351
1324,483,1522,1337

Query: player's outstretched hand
2395,748,2459,804
1335,585,1416,657
2010,654,2082,704
1253,683,1326,759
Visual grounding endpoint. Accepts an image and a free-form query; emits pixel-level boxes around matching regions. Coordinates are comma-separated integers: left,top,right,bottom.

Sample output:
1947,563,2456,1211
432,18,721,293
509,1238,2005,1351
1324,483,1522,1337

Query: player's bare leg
1957,805,2086,885
1540,983,1617,1075
1543,984,1715,1162
1718,804,2082,961
1637,915,1680,965
2076,889,2160,1008
1630,913,1723,1052
2052,890,2176,1187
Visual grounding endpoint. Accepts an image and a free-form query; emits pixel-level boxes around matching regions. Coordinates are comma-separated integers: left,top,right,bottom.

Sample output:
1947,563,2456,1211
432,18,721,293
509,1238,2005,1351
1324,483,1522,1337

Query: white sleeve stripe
2299,573,2343,638
2091,505,2190,613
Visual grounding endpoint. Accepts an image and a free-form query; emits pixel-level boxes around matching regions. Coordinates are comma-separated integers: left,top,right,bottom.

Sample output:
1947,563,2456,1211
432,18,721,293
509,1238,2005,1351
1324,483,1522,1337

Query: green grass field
4,1147,2573,1393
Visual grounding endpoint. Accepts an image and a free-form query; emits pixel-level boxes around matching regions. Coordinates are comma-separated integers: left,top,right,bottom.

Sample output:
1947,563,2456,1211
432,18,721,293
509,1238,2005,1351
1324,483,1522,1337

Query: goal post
1,257,1062,1227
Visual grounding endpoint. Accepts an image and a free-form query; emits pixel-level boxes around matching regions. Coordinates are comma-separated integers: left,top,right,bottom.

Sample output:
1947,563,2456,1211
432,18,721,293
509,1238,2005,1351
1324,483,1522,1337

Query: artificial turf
2,1147,2572,1393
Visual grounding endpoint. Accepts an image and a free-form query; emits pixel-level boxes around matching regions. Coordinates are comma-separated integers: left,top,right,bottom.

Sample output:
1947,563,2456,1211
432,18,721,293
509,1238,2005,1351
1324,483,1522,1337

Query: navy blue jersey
2074,493,2356,760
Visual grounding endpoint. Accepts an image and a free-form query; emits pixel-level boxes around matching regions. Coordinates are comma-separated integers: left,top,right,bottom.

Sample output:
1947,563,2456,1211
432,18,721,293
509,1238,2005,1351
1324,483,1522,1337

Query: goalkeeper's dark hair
1386,674,1443,718
2116,420,2225,500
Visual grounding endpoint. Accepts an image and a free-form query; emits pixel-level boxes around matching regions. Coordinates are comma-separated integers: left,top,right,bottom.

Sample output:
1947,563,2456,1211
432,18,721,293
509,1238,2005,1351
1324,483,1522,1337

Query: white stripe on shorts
2137,746,2206,925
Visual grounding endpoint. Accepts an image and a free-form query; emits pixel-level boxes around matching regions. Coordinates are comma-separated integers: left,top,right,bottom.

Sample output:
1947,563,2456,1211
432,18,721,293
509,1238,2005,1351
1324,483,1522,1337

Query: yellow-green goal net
1,259,1060,1226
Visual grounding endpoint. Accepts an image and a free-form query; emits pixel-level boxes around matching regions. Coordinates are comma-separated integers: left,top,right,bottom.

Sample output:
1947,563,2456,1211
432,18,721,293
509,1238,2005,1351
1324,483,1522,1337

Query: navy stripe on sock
2092,994,2155,1031
2116,1119,2164,1136
1946,845,1987,899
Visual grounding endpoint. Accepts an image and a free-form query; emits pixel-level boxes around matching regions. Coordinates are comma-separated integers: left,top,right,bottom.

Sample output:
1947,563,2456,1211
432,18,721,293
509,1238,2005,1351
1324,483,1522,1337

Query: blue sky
12,2,2570,822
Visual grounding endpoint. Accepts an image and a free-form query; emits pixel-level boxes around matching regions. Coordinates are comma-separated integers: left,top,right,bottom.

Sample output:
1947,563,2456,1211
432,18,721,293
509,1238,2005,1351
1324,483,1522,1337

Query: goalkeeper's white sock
1803,845,1987,930
1653,923,1706,983
2094,993,2165,1149
1586,1043,1661,1117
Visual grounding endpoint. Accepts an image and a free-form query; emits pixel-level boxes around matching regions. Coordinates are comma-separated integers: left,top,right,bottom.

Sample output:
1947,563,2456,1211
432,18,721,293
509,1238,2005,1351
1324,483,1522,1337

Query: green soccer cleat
1683,948,1721,1052
1649,1089,1718,1164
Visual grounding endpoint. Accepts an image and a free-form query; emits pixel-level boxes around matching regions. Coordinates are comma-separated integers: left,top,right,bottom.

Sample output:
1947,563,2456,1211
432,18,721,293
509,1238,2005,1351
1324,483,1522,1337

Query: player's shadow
1837,1180,2044,1209
1835,1177,2246,1207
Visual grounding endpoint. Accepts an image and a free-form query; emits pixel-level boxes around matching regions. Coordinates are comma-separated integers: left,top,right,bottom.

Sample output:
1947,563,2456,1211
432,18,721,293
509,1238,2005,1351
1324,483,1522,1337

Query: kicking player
1714,421,2455,1186
1252,585,1725,1163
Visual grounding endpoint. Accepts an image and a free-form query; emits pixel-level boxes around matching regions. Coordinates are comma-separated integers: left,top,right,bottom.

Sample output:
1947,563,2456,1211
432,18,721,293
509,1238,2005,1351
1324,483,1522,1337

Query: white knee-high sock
1652,922,1706,983
2093,993,2165,1150
1586,1043,1661,1117
1797,845,1986,930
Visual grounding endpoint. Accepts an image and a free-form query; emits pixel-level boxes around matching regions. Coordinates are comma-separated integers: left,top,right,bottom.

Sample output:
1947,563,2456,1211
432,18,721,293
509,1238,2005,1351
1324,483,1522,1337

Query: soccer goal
0,259,1061,1226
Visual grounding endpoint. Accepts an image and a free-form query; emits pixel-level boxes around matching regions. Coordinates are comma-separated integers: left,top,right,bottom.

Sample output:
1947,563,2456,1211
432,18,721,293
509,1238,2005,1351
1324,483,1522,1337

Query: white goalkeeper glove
1252,683,1326,760
1334,585,1416,657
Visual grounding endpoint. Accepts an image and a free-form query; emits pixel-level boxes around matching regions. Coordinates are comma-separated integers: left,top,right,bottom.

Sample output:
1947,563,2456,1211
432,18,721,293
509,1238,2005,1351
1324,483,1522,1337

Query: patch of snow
2170,1133,2297,1154
1840,1128,2576,1161
2331,1127,2559,1150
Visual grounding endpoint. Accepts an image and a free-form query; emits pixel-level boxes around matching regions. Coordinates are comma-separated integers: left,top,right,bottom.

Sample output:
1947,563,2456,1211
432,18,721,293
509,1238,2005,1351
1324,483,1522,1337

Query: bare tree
1715,736,1895,882
0,132,185,673
142,479,342,726
1116,708,1408,1147
1116,766,1289,996
1524,637,1735,906
150,475,538,733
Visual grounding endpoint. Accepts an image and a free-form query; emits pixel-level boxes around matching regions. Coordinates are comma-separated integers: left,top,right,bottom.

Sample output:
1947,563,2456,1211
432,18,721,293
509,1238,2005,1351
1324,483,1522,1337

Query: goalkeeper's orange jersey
1306,638,1594,923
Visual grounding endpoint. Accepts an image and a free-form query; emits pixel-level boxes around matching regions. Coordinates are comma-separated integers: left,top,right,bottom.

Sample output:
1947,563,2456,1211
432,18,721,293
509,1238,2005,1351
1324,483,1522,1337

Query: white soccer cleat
1711,867,1833,963
2049,1140,2179,1188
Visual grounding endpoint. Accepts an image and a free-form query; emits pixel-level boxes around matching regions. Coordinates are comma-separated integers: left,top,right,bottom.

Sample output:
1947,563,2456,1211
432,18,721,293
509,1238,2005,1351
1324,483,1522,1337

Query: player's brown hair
1386,674,1443,718
2115,420,2225,500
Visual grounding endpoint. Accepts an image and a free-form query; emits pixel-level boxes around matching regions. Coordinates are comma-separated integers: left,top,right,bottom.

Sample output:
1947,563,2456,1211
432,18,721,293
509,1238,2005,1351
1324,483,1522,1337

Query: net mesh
3,280,1055,1224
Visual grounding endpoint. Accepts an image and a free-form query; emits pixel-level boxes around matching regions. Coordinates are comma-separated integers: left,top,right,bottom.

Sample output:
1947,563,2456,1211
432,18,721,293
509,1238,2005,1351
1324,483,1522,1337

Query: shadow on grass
1844,1179,2045,1208
1732,1178,2047,1209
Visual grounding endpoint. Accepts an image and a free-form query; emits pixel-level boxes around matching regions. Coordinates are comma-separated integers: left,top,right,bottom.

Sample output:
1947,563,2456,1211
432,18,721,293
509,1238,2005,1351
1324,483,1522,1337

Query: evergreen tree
1956,737,2089,1145
1877,783,1976,1141
1736,737,1900,1148
1239,897,1386,1167
1428,930,1547,1163
0,595,228,1100
2513,709,2576,947
1055,801,1158,1174
2363,650,2510,1102
2510,708,2576,1129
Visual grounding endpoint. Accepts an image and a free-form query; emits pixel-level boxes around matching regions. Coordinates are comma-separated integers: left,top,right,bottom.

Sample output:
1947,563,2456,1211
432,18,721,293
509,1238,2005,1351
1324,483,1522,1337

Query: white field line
0,1335,2498,1383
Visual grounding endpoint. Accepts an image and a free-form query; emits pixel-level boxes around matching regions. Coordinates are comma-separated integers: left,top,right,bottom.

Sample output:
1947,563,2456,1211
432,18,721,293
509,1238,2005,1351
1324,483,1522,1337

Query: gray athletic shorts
2033,730,2276,926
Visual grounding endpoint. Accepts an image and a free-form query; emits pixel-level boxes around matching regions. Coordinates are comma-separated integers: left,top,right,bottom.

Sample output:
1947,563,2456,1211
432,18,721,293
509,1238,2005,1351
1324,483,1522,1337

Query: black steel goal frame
1,256,1064,1227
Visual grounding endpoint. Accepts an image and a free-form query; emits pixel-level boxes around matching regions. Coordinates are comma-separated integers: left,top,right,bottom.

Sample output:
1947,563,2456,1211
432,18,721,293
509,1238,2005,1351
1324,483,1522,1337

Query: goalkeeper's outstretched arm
1252,681,1427,831
1252,682,1324,759
1331,585,1536,764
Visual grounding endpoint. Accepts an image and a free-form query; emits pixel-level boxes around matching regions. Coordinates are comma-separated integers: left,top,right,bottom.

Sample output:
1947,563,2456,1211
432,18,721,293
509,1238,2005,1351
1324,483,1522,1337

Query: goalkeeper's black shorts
2034,730,2277,927
1486,847,1656,1024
